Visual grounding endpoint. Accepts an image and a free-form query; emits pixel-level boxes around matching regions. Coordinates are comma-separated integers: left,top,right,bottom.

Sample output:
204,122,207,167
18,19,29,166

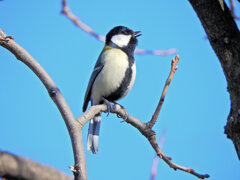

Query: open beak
134,31,142,37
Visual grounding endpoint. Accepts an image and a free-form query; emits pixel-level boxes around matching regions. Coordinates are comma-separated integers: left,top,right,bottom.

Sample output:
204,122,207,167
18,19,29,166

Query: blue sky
0,0,240,180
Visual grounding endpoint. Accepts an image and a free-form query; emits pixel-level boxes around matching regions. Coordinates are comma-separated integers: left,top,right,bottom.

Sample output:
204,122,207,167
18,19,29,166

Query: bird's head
106,26,141,50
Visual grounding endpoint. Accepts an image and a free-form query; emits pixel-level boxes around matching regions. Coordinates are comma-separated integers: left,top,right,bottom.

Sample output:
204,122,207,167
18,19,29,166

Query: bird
82,26,141,154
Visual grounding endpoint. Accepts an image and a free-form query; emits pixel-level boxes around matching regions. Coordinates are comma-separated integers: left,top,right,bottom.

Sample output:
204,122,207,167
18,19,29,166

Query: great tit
82,26,141,154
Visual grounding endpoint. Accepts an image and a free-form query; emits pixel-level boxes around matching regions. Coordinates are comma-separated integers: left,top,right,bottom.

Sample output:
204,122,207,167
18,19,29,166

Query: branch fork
77,55,209,179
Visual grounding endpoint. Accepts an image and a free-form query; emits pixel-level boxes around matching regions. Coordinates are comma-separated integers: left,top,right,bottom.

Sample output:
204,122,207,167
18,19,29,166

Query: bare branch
0,151,73,180
61,0,105,42
77,103,209,179
0,29,208,179
77,55,209,179
147,55,179,129
0,29,87,180
60,0,177,56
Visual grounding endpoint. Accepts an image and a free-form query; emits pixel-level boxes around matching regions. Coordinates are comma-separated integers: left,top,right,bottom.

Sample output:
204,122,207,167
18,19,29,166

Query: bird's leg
101,97,112,116
113,101,129,121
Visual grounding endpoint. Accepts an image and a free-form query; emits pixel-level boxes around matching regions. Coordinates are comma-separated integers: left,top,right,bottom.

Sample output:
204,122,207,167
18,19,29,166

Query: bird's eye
122,31,128,35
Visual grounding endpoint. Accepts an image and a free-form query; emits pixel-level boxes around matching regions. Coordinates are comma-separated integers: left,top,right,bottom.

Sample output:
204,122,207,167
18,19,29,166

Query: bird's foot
101,97,112,116
113,102,129,121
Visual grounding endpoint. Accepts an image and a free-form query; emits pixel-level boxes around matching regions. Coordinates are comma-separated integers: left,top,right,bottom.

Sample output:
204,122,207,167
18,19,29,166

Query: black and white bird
82,26,141,154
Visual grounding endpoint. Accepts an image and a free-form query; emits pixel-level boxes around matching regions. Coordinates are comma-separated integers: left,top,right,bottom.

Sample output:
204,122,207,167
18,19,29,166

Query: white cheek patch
111,34,131,47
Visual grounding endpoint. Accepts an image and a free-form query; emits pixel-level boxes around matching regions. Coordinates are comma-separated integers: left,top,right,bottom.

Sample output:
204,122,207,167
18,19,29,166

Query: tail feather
87,113,101,154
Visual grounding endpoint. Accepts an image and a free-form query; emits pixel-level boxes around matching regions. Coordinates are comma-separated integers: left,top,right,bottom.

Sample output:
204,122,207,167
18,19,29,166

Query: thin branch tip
147,55,180,128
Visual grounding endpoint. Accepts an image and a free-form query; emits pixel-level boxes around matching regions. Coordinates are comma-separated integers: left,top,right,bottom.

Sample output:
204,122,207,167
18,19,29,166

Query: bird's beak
134,31,142,37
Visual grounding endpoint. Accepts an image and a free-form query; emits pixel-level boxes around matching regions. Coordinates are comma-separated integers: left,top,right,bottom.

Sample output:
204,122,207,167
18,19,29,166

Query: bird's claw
117,114,121,118
113,102,129,121
101,97,111,116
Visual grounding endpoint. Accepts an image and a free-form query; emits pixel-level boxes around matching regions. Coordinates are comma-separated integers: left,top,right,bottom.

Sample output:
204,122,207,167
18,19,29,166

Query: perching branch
77,55,210,179
0,150,73,180
0,29,87,180
61,0,177,56
0,29,209,179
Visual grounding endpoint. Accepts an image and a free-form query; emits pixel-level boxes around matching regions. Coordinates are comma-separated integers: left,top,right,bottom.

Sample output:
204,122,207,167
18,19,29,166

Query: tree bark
0,151,73,180
188,0,240,159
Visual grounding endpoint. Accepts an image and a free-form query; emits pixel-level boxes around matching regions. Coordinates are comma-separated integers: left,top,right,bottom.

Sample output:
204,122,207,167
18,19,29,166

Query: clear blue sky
0,0,240,180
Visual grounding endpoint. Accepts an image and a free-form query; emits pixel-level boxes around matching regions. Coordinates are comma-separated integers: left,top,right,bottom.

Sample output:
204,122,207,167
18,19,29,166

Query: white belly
91,48,130,102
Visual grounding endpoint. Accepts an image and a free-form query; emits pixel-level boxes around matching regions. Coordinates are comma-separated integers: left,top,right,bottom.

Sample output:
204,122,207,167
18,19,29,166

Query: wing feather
82,51,105,112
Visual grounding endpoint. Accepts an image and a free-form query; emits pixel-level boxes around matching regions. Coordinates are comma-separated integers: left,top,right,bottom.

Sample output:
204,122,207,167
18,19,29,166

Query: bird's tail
87,113,101,154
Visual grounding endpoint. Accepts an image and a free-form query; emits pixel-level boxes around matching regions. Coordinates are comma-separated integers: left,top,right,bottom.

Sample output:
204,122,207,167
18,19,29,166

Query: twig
0,151,73,180
61,0,105,42
135,48,178,56
77,55,210,179
61,0,177,56
0,29,87,180
147,55,179,129
77,103,209,179
230,0,240,20
0,30,209,179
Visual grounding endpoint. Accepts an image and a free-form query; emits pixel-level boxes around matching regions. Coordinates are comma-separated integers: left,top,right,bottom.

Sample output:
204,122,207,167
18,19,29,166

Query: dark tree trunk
188,0,240,159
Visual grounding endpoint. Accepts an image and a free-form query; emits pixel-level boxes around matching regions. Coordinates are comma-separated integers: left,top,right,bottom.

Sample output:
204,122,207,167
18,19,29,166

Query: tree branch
0,150,73,180
189,0,240,160
147,55,179,129
77,103,209,179
0,29,87,180
60,0,177,56
76,55,210,179
0,29,209,179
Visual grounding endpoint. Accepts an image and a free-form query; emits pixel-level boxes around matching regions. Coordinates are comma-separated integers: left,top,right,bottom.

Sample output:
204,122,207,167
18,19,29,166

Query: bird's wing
82,53,104,112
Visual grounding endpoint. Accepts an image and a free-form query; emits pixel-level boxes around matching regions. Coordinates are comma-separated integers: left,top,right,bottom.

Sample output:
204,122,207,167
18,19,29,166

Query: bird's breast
91,48,131,101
